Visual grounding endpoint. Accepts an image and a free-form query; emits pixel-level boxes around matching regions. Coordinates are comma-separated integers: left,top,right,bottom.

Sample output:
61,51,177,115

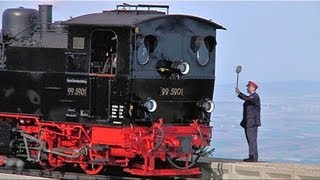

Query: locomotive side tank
0,4,224,176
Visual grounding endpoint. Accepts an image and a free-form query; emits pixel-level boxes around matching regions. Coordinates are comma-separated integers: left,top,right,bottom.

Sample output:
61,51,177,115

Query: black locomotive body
0,4,224,176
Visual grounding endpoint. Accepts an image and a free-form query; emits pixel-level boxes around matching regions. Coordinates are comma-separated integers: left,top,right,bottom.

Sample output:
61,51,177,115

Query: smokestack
39,5,52,32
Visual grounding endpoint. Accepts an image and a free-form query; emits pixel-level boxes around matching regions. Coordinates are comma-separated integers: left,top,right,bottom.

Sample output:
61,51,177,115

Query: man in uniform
235,81,261,162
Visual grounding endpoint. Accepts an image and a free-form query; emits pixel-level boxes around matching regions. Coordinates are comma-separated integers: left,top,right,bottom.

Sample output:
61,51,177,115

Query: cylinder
2,7,38,39
38,5,52,32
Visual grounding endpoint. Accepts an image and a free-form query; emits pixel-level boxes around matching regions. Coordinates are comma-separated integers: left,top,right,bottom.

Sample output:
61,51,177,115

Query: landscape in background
211,81,320,164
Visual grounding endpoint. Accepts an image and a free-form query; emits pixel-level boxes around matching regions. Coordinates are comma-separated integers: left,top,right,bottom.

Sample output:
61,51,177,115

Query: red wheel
39,137,61,171
79,161,104,175
79,147,104,175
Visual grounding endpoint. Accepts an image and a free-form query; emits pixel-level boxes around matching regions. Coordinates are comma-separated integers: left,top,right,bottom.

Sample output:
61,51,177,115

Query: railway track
0,165,204,179
0,166,141,180
0,157,222,179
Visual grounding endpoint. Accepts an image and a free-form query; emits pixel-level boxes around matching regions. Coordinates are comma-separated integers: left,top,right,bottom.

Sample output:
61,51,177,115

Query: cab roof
62,9,225,30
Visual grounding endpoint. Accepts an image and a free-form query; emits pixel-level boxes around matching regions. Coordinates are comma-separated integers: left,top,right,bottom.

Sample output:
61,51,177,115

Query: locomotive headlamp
178,62,190,75
144,99,157,112
197,99,215,113
174,61,190,75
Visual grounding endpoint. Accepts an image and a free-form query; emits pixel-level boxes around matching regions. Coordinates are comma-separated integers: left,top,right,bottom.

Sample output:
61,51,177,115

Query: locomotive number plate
67,87,88,96
160,87,184,96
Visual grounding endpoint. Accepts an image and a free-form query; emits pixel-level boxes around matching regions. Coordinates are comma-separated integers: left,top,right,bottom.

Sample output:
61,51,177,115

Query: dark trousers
245,126,258,160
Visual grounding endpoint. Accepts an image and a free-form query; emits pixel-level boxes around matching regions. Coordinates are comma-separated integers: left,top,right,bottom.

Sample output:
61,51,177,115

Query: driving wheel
79,150,104,175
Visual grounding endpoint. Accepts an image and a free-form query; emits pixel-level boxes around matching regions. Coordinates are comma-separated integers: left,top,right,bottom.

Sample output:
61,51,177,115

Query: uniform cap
246,81,258,89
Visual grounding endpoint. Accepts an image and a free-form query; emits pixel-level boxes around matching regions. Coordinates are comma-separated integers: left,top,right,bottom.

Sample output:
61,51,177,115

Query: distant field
210,81,320,164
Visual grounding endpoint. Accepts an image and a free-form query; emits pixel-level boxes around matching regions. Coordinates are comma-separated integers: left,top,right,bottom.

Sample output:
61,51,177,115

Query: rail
116,3,169,15
0,42,4,67
0,29,4,66
0,166,140,180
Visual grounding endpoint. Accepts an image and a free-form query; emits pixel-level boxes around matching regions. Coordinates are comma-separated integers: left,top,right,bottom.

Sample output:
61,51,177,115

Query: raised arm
238,92,259,105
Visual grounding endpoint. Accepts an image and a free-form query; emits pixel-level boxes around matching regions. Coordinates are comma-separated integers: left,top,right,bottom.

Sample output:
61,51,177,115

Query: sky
0,1,320,85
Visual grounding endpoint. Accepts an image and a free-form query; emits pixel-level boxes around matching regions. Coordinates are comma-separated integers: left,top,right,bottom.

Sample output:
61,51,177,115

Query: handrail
116,3,169,15
0,42,4,66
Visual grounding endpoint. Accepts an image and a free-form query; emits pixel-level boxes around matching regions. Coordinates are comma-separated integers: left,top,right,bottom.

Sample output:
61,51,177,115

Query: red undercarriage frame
0,113,212,176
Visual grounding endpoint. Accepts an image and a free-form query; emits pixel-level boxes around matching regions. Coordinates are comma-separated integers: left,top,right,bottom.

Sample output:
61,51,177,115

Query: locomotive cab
61,5,167,125
131,15,224,125
59,25,131,124
60,4,225,125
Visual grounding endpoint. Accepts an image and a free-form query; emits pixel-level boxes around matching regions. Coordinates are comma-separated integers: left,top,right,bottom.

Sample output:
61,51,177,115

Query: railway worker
235,81,261,162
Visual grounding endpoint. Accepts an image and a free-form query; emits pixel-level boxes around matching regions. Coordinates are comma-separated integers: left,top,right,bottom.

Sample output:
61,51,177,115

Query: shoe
243,158,258,162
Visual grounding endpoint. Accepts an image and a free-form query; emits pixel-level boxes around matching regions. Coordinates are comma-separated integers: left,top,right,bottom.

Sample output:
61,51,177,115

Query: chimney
39,5,52,32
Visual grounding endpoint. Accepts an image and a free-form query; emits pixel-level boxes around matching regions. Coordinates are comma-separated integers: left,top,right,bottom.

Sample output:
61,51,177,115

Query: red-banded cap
246,81,258,89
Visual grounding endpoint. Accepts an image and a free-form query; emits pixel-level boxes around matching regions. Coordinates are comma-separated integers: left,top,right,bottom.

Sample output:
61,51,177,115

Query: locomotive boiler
0,3,224,176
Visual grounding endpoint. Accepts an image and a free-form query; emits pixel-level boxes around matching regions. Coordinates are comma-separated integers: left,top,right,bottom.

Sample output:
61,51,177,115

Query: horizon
215,79,320,86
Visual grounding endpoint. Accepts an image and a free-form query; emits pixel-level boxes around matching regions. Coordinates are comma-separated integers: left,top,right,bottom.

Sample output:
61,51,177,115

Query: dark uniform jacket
238,92,261,128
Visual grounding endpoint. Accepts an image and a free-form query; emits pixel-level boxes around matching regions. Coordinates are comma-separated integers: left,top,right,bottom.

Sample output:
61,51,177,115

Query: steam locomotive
0,3,224,176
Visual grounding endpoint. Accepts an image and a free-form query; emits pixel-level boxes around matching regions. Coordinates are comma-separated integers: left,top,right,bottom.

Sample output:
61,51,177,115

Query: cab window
90,30,117,74
191,36,216,66
136,35,158,65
